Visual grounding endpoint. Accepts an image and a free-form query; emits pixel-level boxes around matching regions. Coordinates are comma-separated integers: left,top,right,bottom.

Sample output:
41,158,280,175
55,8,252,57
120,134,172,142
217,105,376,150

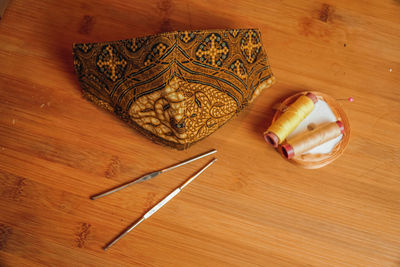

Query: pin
91,149,217,200
336,97,354,102
103,158,218,250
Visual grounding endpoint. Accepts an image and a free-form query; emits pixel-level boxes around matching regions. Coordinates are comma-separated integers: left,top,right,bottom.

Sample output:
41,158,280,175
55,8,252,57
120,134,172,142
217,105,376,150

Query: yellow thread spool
264,93,317,147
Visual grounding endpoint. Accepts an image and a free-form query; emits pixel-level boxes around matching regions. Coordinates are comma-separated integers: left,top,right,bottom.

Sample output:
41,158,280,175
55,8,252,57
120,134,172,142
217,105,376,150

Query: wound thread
281,121,344,159
265,93,317,147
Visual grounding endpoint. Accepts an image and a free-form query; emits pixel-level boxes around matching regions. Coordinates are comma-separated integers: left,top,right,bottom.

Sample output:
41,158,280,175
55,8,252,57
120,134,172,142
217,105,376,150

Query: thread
281,121,344,159
264,93,317,147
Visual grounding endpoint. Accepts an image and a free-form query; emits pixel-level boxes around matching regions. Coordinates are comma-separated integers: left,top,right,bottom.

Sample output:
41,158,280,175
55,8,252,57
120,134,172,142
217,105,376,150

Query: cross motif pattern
129,41,138,51
229,29,239,38
233,60,247,79
75,43,93,53
156,43,167,56
144,43,168,66
182,31,191,43
81,44,91,53
97,45,127,81
196,34,229,67
125,37,147,53
180,31,196,43
73,29,275,150
240,30,262,63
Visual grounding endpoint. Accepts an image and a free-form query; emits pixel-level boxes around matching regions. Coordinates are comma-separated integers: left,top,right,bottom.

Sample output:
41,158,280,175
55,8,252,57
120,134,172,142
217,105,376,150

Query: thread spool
281,121,344,159
264,93,318,147
269,91,351,169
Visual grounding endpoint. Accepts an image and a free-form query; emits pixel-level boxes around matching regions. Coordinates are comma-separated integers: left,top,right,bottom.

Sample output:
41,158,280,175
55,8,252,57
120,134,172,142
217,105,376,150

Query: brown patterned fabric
73,29,275,149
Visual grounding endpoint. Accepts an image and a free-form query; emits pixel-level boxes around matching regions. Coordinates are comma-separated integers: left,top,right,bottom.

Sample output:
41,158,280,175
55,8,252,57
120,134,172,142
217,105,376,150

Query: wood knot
75,222,91,248
0,172,26,202
0,223,13,250
319,3,334,23
105,156,121,179
157,0,172,13
12,177,26,201
157,0,173,33
78,15,95,35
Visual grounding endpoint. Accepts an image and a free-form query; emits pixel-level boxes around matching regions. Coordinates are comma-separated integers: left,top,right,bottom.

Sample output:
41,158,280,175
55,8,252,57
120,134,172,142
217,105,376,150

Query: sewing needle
104,158,217,250
91,149,217,200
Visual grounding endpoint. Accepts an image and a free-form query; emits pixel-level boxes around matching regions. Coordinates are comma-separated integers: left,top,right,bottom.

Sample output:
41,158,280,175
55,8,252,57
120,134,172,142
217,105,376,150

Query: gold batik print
73,29,275,149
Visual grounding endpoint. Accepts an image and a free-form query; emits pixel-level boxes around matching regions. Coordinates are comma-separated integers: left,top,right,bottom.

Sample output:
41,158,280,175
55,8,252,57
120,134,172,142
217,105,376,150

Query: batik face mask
73,28,275,149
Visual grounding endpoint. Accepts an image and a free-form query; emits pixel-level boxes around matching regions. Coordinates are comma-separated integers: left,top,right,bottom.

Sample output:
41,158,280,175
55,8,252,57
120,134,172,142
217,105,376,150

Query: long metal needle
91,149,217,200
104,158,217,250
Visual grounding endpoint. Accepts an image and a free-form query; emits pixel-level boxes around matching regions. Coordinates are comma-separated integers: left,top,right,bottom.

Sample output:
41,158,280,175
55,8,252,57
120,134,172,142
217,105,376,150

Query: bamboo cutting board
0,0,400,266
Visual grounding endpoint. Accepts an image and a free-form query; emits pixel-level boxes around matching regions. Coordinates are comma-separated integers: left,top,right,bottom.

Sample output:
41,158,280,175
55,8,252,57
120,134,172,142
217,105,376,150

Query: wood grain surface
0,0,399,266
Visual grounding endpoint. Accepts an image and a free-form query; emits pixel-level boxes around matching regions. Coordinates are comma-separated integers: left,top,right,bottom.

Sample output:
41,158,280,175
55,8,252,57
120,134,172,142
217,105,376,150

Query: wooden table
1,0,399,266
